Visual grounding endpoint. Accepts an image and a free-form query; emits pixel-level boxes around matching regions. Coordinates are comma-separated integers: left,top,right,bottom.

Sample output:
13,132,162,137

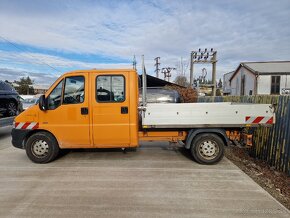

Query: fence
198,95,290,176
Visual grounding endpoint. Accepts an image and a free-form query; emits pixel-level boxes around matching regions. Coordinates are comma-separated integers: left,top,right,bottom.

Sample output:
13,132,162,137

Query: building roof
230,61,290,81
223,71,234,80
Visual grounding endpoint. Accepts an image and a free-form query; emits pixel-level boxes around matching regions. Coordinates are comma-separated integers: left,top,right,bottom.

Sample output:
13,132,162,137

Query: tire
190,133,225,164
25,132,60,163
6,101,17,117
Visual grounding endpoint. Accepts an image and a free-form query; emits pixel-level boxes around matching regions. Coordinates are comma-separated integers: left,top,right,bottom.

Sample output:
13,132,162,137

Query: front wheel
25,132,60,163
190,133,225,164
6,101,17,117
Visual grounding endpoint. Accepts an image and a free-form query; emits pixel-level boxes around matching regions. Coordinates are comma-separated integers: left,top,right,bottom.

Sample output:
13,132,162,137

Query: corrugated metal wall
198,95,290,175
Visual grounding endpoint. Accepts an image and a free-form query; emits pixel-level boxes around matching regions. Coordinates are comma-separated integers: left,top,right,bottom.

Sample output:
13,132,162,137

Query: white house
223,71,234,95
33,85,49,94
228,61,290,95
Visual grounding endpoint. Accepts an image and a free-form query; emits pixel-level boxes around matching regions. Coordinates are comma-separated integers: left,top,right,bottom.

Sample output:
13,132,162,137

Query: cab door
91,72,130,147
40,73,91,148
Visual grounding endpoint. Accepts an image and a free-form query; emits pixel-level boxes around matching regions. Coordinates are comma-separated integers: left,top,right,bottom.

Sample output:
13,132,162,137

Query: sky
0,0,290,87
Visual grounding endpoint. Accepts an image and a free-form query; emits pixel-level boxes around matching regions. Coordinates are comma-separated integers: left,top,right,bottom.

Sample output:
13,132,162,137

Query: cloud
0,0,290,83
0,51,132,86
0,50,131,69
0,67,57,87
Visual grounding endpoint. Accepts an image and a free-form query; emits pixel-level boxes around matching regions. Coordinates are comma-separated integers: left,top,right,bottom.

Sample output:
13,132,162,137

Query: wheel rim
31,140,49,157
7,102,17,116
197,140,219,160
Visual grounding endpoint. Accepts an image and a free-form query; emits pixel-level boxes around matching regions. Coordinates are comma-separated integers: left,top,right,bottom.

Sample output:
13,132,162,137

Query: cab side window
96,76,125,102
63,76,85,104
47,80,63,110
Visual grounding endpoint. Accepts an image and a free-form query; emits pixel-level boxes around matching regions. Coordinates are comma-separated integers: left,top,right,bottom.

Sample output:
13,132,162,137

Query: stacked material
165,85,198,103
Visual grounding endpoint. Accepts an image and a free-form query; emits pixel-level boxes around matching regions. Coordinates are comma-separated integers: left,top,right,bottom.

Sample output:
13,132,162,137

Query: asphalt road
0,127,289,217
0,126,12,150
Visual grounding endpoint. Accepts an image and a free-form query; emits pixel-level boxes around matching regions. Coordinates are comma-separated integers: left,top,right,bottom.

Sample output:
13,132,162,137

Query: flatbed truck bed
142,102,274,128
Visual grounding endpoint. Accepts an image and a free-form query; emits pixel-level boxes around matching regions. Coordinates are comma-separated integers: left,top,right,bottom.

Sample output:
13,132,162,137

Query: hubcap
198,140,219,160
8,102,17,116
32,140,49,157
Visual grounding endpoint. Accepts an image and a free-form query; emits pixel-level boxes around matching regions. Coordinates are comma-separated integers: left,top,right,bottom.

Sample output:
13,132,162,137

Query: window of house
96,75,125,102
241,75,246,96
271,76,280,95
236,78,239,95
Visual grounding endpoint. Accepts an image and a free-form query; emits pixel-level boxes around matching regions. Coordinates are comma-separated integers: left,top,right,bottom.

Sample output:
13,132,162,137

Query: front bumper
11,128,31,149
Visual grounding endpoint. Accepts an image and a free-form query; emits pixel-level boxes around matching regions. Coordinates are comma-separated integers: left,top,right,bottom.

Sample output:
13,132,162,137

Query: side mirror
38,95,47,111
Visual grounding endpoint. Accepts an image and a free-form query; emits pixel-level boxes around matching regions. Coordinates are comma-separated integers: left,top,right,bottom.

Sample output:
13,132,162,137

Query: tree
5,80,10,84
216,89,222,96
218,78,223,88
14,76,35,95
174,75,189,87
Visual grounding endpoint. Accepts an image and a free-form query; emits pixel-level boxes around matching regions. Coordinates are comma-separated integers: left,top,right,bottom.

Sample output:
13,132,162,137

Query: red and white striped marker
14,122,39,130
245,116,273,124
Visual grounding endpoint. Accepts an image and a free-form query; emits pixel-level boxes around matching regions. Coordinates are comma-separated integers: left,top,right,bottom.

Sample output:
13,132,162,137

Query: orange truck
11,68,275,164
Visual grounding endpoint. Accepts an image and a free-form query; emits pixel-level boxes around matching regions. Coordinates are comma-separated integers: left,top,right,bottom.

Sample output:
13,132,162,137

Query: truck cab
12,69,139,163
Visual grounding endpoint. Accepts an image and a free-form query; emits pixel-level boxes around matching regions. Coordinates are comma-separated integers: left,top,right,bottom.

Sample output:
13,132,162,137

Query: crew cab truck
11,68,275,164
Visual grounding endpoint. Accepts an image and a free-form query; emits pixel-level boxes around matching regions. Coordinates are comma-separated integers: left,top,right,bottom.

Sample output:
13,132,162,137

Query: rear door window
96,75,125,102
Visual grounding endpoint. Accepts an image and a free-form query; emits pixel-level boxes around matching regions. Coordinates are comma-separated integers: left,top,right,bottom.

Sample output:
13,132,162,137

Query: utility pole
189,52,193,87
154,57,160,78
212,51,217,97
161,67,176,82
133,55,137,70
189,48,217,96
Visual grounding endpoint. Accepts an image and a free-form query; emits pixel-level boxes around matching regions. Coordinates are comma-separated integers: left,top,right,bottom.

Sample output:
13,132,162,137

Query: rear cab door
91,71,131,147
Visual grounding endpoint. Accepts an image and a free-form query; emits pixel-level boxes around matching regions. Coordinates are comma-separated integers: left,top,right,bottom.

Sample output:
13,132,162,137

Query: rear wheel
25,132,59,163
190,133,224,164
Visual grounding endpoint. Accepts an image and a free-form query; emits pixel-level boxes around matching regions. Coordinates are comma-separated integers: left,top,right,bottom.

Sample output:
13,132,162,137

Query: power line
0,35,62,73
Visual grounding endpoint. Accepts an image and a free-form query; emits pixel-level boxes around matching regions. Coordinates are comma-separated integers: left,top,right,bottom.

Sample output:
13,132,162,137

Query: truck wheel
25,132,59,163
190,133,224,164
6,101,17,117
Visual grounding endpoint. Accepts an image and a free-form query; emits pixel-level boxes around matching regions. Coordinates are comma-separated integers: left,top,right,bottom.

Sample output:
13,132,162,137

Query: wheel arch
8,97,17,104
23,129,59,149
185,128,230,149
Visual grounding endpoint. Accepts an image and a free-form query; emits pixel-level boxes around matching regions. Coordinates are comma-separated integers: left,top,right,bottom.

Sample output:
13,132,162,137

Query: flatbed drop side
11,68,275,164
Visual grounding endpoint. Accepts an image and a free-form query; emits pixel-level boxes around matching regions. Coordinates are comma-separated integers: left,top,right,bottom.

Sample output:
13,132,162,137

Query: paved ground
0,126,289,217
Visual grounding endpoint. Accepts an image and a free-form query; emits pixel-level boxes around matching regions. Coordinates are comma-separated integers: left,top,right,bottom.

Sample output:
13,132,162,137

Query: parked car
0,81,23,117
22,97,39,110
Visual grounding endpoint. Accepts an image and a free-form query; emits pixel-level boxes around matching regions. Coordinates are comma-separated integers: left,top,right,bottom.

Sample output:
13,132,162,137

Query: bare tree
174,75,189,87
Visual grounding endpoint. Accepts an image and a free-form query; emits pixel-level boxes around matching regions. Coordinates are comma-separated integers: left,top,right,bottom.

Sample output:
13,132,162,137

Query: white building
33,85,49,94
227,61,290,95
223,71,234,95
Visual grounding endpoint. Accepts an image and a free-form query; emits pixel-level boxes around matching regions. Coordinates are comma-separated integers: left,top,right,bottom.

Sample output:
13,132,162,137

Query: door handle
81,107,88,115
121,106,128,114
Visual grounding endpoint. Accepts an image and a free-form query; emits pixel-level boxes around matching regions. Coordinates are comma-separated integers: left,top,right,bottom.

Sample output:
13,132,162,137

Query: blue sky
0,0,290,87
